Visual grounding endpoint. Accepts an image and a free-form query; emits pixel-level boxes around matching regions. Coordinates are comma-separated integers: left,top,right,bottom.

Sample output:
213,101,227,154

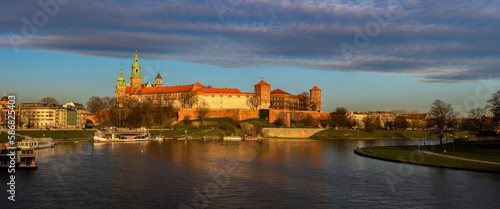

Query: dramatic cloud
1,0,499,82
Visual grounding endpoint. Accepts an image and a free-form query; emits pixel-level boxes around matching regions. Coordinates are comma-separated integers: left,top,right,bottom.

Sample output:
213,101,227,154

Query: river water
1,139,499,208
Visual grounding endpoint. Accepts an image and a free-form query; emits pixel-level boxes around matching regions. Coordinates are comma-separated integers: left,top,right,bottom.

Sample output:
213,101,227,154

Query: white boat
223,136,242,141
94,128,151,142
17,138,55,149
17,147,37,169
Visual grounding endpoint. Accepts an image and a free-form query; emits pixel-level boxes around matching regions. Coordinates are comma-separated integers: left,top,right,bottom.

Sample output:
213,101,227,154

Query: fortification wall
262,128,325,138
178,108,258,121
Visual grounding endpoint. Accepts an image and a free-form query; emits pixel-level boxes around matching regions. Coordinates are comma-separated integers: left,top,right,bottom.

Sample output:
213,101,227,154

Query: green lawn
421,143,500,163
241,118,274,128
355,143,500,173
16,130,95,139
312,130,473,139
0,132,25,143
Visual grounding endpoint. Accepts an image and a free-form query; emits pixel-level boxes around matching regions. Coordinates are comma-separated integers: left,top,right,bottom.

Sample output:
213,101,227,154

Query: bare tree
363,116,379,132
428,99,458,144
86,96,105,114
247,96,260,110
393,115,409,130
329,107,356,129
487,90,500,123
274,113,287,127
21,108,36,129
196,102,210,123
302,114,319,127
40,97,58,105
299,92,310,110
468,107,494,135
181,91,198,108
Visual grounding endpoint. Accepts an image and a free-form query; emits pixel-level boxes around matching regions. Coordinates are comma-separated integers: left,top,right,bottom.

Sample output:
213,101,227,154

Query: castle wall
196,94,255,109
268,109,329,127
261,128,325,138
178,108,259,121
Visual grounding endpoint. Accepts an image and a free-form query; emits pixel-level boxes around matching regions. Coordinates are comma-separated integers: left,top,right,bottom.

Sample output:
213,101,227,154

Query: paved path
420,150,500,165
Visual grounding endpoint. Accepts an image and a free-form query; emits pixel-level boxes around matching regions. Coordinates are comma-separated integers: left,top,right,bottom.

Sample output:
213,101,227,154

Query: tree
86,96,105,114
299,92,310,110
181,91,198,108
196,102,210,123
393,115,409,130
302,114,319,127
247,96,260,110
468,107,494,135
87,96,115,124
428,99,458,144
487,90,500,122
329,107,356,129
183,115,192,126
40,97,58,105
363,116,381,132
274,113,287,127
156,99,176,129
21,108,36,129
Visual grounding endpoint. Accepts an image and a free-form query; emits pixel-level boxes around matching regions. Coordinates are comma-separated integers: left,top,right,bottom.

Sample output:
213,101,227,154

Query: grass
16,130,95,139
420,143,500,163
312,130,474,139
355,143,500,173
241,118,274,128
0,132,25,143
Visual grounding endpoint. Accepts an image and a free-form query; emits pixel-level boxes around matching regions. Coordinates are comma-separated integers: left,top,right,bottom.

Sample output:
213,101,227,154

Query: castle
115,51,322,113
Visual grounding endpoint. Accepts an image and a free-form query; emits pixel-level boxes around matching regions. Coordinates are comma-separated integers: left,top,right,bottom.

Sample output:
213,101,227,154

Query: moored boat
94,128,151,142
202,136,219,140
0,144,13,169
17,138,55,149
223,136,242,141
17,147,37,169
245,136,259,141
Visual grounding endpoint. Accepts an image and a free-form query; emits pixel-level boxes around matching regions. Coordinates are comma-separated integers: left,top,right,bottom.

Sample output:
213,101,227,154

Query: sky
1,0,500,115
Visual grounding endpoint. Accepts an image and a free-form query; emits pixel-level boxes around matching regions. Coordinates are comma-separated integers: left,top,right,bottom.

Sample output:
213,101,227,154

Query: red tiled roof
255,80,270,86
196,88,241,93
310,86,321,91
194,82,204,87
128,84,195,95
270,89,288,94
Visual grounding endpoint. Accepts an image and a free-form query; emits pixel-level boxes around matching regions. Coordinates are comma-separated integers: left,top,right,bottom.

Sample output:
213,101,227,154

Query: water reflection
1,139,499,208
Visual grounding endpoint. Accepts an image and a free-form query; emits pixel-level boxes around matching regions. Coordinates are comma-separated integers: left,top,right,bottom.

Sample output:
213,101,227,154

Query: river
1,139,499,208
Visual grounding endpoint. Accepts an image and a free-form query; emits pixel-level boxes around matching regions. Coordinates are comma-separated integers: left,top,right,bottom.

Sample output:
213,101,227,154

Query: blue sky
1,0,500,114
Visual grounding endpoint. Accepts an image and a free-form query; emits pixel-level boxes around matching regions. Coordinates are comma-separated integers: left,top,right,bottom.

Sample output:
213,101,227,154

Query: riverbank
312,130,473,139
354,142,500,173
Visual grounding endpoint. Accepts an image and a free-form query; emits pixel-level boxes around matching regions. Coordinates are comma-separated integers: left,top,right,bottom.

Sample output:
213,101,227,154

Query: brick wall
268,109,329,127
178,108,259,121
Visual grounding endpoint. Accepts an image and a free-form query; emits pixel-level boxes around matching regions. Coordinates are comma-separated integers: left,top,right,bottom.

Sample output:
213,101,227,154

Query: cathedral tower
130,50,142,89
115,66,127,106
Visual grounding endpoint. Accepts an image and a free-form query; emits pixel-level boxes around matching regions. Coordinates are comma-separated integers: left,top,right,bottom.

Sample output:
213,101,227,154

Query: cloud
1,0,500,82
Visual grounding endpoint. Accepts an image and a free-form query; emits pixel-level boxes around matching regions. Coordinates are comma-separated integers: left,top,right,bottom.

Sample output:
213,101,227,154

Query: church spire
116,66,126,87
131,50,141,78
130,50,142,88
